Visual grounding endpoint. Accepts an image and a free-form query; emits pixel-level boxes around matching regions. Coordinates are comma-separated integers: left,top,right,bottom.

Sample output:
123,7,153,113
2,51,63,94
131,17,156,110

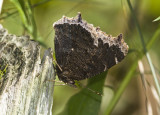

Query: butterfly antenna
47,79,63,83
54,84,67,86
47,79,67,86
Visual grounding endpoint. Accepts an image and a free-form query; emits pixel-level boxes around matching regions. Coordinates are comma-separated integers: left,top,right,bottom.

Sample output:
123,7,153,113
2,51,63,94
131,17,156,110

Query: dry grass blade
138,60,160,115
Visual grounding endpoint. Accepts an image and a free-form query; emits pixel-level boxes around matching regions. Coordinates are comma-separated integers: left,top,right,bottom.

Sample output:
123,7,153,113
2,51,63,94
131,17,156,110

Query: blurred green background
1,0,160,115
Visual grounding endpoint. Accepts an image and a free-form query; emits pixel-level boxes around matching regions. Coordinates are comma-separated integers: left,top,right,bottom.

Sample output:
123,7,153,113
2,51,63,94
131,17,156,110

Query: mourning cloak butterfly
53,13,128,85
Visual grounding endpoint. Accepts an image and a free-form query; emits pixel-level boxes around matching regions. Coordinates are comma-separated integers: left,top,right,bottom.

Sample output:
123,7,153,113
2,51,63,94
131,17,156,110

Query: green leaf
153,16,160,22
58,71,107,115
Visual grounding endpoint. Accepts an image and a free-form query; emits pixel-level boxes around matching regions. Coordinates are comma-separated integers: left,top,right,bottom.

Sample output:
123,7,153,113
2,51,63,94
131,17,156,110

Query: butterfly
53,13,128,85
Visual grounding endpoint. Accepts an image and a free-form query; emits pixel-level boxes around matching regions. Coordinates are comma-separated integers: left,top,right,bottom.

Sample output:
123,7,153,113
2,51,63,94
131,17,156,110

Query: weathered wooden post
0,25,55,115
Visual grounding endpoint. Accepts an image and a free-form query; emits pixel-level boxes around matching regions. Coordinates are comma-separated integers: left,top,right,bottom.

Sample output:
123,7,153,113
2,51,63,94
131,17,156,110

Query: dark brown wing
54,13,128,84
